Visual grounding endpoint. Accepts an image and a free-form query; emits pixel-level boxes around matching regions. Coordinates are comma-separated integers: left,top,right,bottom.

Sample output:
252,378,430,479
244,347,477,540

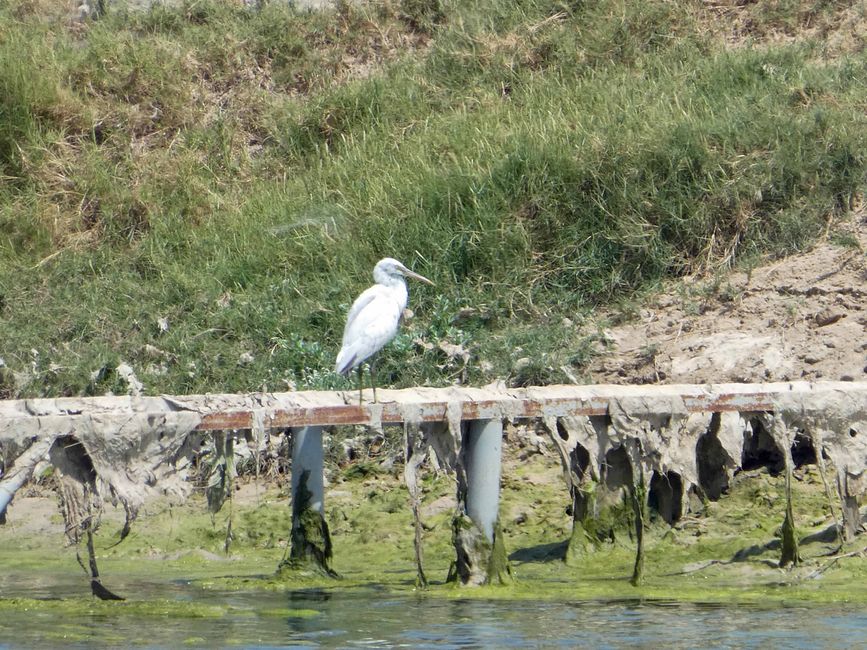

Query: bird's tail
335,349,357,376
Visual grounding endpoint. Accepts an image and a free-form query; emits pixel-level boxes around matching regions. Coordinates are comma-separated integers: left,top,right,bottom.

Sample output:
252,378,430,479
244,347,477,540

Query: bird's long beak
401,266,434,285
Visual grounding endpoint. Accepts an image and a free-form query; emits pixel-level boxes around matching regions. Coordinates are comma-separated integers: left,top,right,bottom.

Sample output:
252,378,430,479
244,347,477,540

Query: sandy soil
586,212,867,386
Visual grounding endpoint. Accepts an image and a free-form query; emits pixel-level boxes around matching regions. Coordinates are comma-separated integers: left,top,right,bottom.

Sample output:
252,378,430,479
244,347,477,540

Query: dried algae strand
403,418,428,588
542,415,600,564
629,461,647,587
0,438,52,522
779,464,801,568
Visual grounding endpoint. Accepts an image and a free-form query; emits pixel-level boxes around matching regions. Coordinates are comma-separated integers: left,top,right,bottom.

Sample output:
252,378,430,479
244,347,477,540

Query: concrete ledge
0,381,864,437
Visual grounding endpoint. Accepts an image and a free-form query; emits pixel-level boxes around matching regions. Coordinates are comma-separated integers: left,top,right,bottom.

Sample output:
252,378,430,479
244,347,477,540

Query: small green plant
829,231,861,250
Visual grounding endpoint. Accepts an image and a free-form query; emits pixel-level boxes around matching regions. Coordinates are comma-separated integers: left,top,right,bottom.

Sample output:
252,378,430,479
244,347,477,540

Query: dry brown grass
697,0,867,57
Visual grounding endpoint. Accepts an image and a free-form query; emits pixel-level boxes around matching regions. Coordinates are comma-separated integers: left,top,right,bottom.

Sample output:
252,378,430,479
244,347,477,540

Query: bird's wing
342,285,379,338
335,287,403,375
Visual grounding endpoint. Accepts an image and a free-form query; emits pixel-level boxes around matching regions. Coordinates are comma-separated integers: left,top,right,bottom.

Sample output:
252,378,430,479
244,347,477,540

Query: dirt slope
587,213,867,385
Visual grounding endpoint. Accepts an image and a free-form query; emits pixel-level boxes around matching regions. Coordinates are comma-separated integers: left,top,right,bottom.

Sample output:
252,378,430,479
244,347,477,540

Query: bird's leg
370,355,378,403
356,365,364,406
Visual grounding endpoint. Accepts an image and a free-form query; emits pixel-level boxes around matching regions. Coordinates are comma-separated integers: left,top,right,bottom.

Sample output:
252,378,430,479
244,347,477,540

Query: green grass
0,0,865,396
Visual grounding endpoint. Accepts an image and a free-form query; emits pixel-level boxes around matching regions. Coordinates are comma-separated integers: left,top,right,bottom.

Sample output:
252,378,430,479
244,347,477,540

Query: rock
514,357,531,372
116,362,144,396
815,308,845,327
669,333,791,381
437,341,470,364
420,495,456,518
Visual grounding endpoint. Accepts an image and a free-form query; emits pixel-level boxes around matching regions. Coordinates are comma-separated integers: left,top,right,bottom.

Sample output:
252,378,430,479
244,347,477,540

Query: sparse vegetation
0,0,865,397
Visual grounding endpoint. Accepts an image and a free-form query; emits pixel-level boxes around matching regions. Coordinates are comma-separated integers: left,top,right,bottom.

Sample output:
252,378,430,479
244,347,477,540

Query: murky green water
2,574,866,649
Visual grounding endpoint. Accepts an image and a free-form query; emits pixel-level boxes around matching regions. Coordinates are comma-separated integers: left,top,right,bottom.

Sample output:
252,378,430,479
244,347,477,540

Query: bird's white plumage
335,284,404,374
335,258,431,377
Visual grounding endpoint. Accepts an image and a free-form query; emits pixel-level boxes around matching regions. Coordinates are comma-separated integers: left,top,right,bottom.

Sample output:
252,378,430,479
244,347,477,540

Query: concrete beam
1,382,863,438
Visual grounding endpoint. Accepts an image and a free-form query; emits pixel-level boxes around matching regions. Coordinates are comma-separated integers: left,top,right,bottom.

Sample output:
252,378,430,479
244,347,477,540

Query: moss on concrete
488,521,514,586
278,472,337,578
448,514,513,586
629,477,647,587
779,467,801,568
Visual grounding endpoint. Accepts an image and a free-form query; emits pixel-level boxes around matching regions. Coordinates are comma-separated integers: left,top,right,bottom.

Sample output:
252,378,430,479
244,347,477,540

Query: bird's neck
396,281,408,311
376,274,408,311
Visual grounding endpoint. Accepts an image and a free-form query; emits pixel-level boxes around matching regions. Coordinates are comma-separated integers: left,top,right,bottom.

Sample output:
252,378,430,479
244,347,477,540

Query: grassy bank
0,0,864,397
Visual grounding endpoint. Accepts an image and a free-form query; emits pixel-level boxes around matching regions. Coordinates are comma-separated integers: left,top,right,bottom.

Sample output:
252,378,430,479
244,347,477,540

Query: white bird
335,258,433,404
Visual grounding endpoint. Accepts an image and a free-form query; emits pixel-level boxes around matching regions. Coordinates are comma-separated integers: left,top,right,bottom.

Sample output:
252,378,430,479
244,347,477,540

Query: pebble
814,308,845,327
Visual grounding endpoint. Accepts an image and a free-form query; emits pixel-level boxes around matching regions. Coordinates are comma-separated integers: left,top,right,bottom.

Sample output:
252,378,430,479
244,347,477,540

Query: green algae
780,465,802,567
2,453,866,612
279,471,337,577
0,598,228,618
629,470,648,587
447,514,513,586
488,521,514,586
253,607,321,618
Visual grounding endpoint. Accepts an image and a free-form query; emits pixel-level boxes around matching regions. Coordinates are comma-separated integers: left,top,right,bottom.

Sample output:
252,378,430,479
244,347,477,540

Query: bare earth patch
587,212,867,385
2,495,64,539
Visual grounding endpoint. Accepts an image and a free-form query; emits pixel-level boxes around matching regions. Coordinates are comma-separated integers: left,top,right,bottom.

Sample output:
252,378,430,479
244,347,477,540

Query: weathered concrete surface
543,384,867,558
2,384,865,516
2,381,863,434
1,382,865,576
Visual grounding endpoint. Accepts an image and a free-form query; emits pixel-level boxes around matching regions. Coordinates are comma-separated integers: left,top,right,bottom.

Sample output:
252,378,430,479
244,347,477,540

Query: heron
335,257,433,404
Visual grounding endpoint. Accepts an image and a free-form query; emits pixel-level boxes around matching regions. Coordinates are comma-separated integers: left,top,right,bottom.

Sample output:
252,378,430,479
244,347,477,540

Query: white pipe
465,419,503,542
0,439,52,520
290,426,324,514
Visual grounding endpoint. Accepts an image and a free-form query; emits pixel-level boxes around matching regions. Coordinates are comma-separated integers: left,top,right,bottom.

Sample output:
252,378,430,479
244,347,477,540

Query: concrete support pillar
0,439,52,523
465,418,503,543
450,419,512,585
291,426,325,516
280,426,336,577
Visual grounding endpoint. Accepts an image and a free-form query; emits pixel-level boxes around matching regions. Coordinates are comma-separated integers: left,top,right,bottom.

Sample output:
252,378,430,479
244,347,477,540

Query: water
2,581,866,649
